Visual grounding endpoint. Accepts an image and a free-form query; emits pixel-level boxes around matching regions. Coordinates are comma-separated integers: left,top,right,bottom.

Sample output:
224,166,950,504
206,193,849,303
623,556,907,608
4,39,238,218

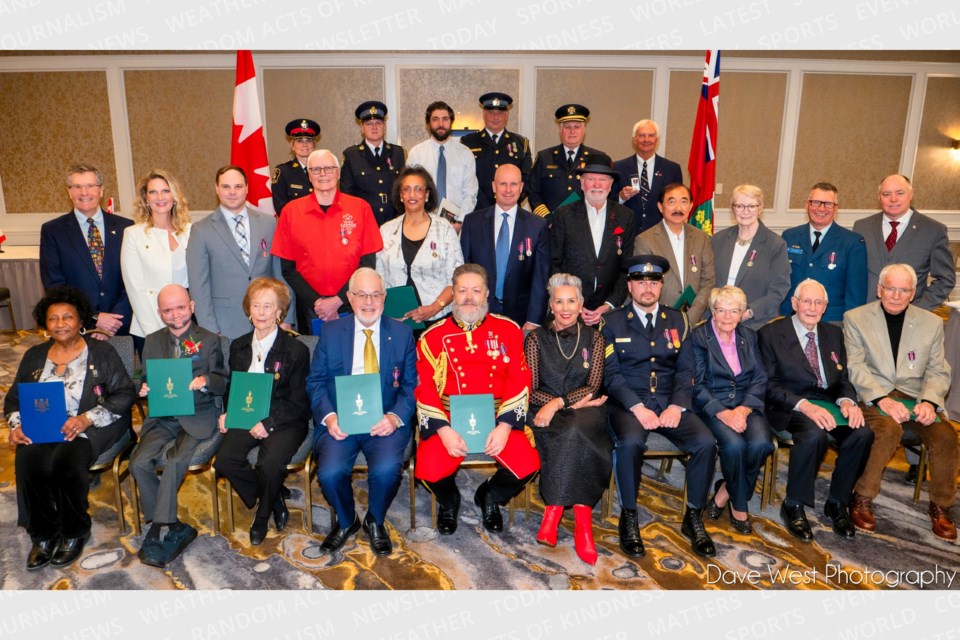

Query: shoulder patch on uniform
605,344,614,358
271,168,280,183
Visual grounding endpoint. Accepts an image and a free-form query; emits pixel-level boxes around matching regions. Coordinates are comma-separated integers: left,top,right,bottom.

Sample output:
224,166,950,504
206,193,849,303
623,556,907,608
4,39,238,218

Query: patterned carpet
1,329,957,591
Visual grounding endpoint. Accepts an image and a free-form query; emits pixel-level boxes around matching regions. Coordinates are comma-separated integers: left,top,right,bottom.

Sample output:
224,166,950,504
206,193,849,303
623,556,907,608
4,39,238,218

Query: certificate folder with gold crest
145,358,195,417
335,373,383,435
449,393,495,454
384,285,424,329
225,372,274,430
18,381,68,444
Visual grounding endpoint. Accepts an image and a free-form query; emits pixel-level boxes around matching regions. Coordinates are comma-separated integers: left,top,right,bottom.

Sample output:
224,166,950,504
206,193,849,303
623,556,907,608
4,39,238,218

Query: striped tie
234,215,249,266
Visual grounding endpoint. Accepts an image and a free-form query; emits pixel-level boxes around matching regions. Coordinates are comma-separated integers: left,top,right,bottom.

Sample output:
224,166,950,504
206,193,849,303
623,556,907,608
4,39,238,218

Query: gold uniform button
651,357,656,362
567,186,572,191
378,179,383,184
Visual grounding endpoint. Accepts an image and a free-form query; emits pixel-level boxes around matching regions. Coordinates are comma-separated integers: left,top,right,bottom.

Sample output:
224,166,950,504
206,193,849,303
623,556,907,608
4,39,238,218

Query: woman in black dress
524,273,610,565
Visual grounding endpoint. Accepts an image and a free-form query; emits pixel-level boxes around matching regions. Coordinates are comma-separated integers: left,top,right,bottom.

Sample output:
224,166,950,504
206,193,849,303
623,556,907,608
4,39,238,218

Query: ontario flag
231,50,274,215
688,49,720,234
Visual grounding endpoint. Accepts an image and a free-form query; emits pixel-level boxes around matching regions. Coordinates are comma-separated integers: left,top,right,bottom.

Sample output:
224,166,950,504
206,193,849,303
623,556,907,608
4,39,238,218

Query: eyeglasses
350,291,384,302
307,166,338,175
401,185,427,194
794,297,827,308
731,203,760,213
807,200,838,210
880,286,914,296
713,307,742,316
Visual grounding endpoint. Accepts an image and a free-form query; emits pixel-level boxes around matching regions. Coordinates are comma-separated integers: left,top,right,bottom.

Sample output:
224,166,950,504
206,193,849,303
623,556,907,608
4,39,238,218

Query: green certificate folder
556,191,582,210
878,397,941,422
145,358,195,417
384,285,424,329
673,284,696,310
335,373,383,435
225,372,274,430
449,394,495,454
807,399,847,426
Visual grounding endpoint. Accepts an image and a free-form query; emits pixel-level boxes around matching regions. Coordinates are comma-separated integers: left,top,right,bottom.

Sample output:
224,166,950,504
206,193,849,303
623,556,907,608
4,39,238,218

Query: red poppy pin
613,226,624,236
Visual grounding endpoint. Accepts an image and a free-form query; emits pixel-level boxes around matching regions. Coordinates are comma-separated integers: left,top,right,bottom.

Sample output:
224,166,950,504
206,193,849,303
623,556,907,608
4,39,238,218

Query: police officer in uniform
528,104,607,220
272,118,319,215
340,101,406,226
601,255,718,558
460,92,532,211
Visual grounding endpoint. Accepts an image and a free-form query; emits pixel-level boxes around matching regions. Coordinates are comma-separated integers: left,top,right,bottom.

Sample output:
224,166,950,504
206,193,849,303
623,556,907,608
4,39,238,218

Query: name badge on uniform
615,338,631,343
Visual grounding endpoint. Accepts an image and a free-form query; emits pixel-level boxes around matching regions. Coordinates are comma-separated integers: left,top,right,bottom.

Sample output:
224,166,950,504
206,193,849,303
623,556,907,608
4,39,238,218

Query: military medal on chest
827,252,837,270
430,240,438,258
486,332,501,359
747,249,757,268
582,348,590,369
500,343,510,363
392,366,400,387
340,213,357,245
690,255,698,273
669,328,681,349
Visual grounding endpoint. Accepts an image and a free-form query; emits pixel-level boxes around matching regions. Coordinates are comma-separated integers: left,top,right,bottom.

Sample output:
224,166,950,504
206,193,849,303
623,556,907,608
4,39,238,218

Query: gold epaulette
419,329,448,396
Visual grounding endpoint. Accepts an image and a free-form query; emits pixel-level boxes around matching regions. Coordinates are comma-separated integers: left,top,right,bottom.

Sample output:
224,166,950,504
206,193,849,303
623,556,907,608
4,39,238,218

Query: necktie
362,329,379,374
234,215,249,266
436,145,447,201
885,220,899,252
645,313,655,340
374,146,381,159
86,218,104,280
495,212,510,300
812,230,822,253
492,133,499,145
639,161,650,210
567,149,575,167
804,331,824,388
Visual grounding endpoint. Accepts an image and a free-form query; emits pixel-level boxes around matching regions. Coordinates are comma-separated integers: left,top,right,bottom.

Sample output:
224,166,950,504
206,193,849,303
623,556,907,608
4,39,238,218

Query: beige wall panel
263,68,384,170
666,70,787,216
790,73,912,210
125,69,234,212
396,67,520,150
534,69,653,159
0,71,116,214
912,76,960,211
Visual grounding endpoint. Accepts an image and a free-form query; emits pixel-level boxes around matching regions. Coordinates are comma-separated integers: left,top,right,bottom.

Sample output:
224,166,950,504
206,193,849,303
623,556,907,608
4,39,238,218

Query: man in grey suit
130,285,227,566
853,174,954,311
186,166,293,340
633,183,715,324
843,264,957,541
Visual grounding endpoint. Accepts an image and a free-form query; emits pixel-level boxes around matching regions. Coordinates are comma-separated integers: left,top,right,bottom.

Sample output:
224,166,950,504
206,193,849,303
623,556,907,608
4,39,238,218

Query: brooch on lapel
830,352,842,370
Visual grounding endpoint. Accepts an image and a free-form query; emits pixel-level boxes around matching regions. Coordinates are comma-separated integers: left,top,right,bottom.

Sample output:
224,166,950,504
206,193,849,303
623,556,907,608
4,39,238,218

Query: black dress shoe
279,484,292,500
138,537,166,567
436,492,461,535
27,538,59,571
249,517,269,546
617,508,645,557
780,503,813,541
363,513,393,557
705,478,726,520
728,510,753,535
824,501,856,539
162,523,198,564
51,532,90,567
272,495,289,532
904,464,918,485
681,507,717,557
474,481,503,533
320,514,361,553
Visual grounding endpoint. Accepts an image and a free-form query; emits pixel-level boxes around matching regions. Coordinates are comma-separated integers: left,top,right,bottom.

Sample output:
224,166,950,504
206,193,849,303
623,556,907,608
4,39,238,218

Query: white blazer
120,222,191,337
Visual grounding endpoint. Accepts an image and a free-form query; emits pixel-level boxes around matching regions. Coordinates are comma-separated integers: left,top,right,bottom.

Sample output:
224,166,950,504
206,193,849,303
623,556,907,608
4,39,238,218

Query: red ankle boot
537,505,563,546
573,505,598,565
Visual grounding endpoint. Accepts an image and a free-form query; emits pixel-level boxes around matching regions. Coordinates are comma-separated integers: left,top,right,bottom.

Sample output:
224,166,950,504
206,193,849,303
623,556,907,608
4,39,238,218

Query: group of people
6,95,957,574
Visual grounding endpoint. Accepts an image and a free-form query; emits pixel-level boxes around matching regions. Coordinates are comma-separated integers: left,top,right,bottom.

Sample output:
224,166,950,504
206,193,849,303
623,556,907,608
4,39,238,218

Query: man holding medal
601,255,718,558
272,150,383,335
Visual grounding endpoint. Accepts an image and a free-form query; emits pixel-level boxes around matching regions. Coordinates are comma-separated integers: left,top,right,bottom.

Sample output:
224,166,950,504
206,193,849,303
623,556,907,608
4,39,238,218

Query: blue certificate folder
449,394,495,454
145,358,195,417
17,381,68,444
334,373,383,435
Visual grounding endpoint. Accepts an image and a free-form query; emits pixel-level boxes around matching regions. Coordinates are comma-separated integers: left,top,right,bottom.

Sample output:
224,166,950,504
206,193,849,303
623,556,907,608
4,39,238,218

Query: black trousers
16,439,94,542
422,469,536,510
213,426,307,518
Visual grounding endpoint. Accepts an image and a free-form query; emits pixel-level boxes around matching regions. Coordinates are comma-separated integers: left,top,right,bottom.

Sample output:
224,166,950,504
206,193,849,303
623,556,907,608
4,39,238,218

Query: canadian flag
231,50,274,215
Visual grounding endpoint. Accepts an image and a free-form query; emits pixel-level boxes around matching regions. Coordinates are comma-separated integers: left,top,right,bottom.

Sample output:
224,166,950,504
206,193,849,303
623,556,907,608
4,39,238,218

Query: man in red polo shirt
272,149,384,334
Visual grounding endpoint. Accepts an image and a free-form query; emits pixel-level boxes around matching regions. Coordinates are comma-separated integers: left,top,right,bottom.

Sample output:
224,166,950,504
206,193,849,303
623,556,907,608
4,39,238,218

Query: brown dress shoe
850,493,876,532
928,502,958,541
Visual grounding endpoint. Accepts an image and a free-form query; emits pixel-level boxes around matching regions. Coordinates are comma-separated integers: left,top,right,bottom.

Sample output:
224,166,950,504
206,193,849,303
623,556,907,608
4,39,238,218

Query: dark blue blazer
612,154,683,234
460,206,550,326
39,210,133,334
780,223,867,322
678,321,767,418
306,314,417,441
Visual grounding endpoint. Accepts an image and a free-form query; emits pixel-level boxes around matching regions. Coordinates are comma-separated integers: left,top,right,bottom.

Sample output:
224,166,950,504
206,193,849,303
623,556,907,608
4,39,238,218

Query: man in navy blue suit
612,120,683,234
780,182,867,323
460,164,550,330
40,164,133,336
307,267,417,556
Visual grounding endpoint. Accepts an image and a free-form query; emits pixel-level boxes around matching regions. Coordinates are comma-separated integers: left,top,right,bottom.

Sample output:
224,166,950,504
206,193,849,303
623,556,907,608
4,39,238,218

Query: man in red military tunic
415,264,540,534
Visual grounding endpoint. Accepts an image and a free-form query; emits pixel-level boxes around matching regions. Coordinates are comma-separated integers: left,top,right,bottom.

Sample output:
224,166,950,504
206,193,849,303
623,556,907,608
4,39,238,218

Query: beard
452,298,488,326
431,127,451,142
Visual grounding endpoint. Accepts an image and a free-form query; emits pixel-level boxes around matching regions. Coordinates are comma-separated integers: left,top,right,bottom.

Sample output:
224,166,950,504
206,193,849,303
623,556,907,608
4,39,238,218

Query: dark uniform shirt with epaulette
527,145,606,219
460,129,532,211
340,141,406,226
272,159,313,215
600,304,693,413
